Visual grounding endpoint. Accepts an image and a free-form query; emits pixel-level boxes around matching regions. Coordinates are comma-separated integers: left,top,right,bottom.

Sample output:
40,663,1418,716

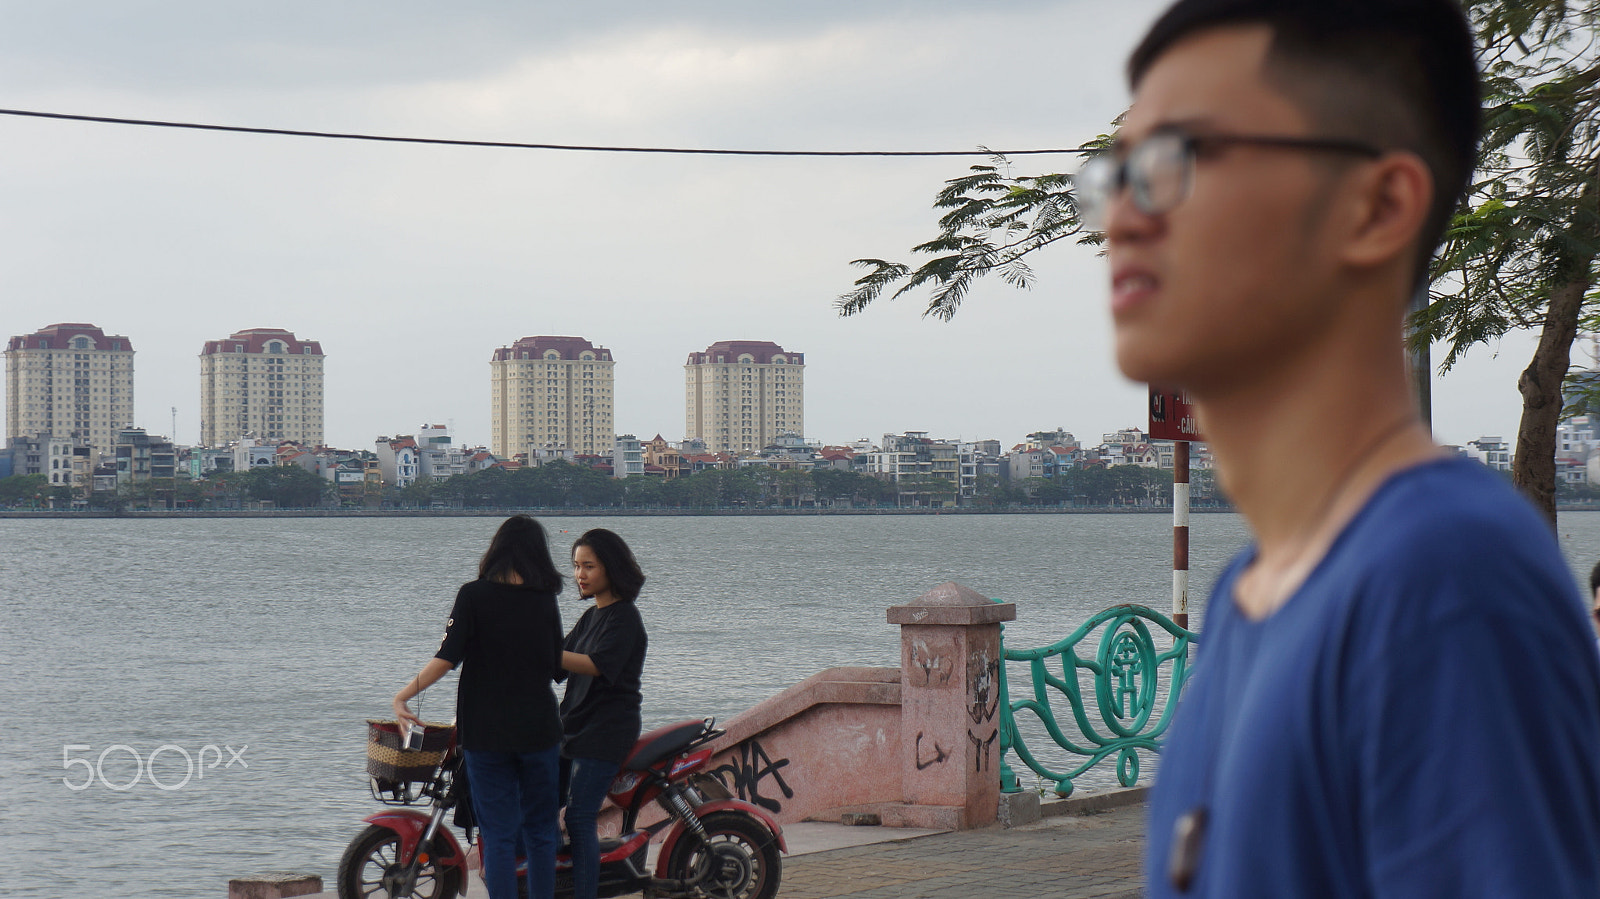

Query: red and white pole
1173,440,1190,630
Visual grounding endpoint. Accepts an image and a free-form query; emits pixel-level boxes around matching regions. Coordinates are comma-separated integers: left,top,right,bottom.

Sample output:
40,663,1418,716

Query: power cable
0,107,1085,157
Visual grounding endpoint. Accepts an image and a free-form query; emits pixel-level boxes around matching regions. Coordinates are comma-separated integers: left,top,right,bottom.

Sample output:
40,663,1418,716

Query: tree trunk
1512,276,1592,527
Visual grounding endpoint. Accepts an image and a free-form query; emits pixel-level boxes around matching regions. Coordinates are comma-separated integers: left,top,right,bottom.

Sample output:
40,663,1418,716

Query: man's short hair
1127,0,1480,278
1588,559,1600,597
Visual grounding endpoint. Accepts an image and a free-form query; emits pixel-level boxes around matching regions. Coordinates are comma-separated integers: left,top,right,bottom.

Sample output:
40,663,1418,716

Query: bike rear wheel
337,824,463,899
663,812,781,899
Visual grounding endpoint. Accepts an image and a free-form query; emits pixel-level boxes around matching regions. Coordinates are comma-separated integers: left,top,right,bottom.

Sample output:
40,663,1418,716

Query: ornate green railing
997,603,1196,796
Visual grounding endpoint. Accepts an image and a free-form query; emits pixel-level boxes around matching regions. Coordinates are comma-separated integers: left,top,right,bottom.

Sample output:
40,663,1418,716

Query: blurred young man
1075,0,1600,894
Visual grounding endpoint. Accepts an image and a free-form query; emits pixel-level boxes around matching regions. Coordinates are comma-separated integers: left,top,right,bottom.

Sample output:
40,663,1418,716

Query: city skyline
0,317,1548,455
0,1,1549,454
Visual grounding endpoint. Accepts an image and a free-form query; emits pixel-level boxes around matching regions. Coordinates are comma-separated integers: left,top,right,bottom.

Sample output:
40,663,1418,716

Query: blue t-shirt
1146,458,1600,897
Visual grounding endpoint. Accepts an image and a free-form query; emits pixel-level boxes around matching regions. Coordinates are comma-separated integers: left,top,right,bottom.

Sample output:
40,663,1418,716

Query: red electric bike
338,718,785,899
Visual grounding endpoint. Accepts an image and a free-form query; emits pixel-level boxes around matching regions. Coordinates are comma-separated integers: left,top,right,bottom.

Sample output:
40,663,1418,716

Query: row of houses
12,416,1595,507
2,422,1182,501
2,427,176,496
1447,416,1598,487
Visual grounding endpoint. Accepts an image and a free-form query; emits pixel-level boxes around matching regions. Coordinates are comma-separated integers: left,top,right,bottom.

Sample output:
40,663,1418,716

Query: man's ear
1338,151,1432,270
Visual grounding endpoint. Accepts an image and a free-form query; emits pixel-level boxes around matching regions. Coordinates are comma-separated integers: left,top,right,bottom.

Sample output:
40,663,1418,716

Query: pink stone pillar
887,582,1016,828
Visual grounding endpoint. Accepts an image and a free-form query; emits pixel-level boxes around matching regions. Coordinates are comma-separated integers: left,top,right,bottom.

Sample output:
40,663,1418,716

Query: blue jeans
464,746,561,899
561,756,622,899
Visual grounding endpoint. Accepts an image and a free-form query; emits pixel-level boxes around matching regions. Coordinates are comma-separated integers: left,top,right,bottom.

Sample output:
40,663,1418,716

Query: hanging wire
0,107,1088,157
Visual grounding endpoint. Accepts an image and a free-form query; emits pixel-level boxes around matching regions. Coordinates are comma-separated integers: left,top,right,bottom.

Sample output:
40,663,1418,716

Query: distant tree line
404,462,899,509
1557,477,1600,503
197,466,337,508
0,465,337,511
968,466,1225,509
395,460,1188,510
0,474,71,508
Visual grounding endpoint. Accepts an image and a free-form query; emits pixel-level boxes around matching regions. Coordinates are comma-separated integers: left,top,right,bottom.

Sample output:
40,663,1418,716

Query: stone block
873,802,969,830
227,873,323,899
998,789,1042,828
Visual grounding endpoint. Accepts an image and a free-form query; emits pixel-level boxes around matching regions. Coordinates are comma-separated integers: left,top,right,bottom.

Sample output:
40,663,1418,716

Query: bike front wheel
663,812,782,899
337,823,464,899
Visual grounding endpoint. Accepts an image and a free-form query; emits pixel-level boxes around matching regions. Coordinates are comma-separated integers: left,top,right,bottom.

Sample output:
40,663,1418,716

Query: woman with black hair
394,515,565,899
559,528,649,899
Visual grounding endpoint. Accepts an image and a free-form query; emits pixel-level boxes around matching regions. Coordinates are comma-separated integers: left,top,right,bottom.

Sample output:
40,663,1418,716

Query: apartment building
613,434,645,478
375,436,421,488
232,437,279,474
871,432,960,484
416,424,469,481
5,323,135,457
3,432,93,493
113,427,177,488
684,340,804,455
490,336,615,458
48,437,93,493
198,328,325,447
1465,436,1512,472
1559,415,1596,459
1558,415,1596,487
1009,445,1075,481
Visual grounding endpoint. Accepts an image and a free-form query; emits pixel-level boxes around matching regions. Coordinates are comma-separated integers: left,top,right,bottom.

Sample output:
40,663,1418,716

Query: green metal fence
997,603,1196,796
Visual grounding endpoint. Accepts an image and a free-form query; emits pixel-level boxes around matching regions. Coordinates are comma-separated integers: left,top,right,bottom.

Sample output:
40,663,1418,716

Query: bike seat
622,720,707,771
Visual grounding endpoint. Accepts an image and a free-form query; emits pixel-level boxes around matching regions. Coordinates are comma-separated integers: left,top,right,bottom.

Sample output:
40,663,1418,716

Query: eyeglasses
1075,128,1384,231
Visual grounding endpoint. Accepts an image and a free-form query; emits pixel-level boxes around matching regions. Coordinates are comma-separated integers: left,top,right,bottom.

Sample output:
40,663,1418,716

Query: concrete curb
999,786,1148,827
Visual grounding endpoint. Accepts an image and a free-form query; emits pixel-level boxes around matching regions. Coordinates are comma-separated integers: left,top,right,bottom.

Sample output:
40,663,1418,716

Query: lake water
4,511,1599,897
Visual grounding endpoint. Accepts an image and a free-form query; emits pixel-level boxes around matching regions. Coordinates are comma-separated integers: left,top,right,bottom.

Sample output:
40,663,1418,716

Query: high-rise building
684,340,804,455
5,323,135,457
199,329,325,447
490,336,615,458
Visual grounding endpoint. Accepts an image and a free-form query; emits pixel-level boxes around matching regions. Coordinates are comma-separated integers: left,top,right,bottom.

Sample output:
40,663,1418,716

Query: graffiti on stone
968,650,999,725
967,728,998,772
914,732,951,770
910,637,953,688
711,739,795,814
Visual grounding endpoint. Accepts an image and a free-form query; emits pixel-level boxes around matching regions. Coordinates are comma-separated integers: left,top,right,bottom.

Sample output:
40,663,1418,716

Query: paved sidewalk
778,802,1146,899
302,802,1146,898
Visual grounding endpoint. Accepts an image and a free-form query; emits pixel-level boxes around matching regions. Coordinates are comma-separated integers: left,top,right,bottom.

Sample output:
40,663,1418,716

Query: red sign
1148,387,1202,441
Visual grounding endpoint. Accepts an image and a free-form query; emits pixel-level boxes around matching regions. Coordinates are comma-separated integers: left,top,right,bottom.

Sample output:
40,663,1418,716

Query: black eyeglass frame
1076,128,1386,230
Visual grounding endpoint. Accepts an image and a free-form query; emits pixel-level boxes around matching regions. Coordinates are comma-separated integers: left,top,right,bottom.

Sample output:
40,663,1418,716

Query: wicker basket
366,719,454,784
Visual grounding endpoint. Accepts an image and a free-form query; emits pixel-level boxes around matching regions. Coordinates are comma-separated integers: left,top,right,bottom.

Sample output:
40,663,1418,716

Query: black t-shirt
434,579,564,753
560,601,647,763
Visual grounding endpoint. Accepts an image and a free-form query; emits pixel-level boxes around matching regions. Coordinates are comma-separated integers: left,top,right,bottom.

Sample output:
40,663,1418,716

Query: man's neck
1196,322,1439,618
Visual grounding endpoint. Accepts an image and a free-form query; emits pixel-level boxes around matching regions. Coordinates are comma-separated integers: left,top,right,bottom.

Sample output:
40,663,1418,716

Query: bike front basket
365,719,454,785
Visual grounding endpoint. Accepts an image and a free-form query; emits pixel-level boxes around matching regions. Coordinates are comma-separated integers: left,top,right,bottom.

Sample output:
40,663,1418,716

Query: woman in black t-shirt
393,515,565,899
560,528,648,899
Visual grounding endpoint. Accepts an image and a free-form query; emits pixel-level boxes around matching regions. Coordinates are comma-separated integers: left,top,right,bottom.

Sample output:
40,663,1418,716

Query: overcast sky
0,1,1552,453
